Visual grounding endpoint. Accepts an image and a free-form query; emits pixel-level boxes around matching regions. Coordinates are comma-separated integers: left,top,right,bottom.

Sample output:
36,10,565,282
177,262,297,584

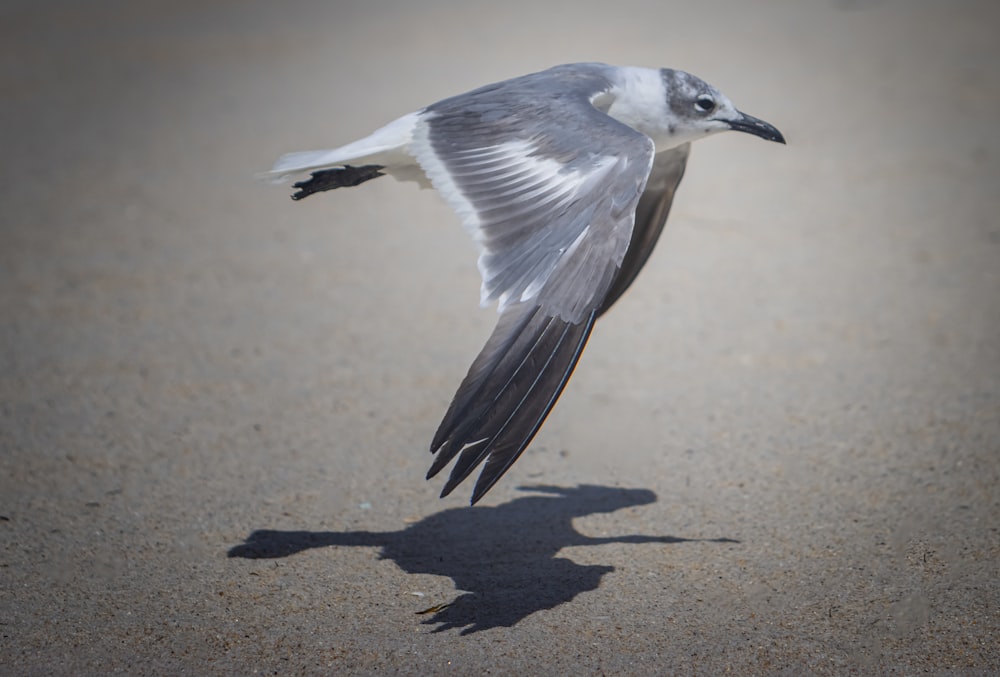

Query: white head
659,68,785,147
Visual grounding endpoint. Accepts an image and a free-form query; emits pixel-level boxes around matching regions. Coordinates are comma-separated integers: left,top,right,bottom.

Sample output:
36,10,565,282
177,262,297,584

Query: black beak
727,111,785,144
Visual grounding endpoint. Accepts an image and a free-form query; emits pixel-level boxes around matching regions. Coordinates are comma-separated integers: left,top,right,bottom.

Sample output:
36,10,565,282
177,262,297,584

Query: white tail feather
264,111,423,182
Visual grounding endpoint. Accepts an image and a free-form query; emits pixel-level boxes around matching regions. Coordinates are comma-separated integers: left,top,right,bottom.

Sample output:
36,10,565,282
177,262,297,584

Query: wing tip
424,308,599,505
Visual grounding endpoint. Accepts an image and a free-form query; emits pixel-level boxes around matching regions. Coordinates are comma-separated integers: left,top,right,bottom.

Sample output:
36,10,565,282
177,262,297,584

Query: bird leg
290,164,385,200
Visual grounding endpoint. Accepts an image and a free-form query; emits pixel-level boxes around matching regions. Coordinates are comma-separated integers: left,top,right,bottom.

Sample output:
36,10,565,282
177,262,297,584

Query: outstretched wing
410,67,656,503
598,144,690,316
426,301,598,503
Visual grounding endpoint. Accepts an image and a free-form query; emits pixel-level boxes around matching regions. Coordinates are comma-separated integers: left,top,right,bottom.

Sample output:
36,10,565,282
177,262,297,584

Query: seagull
268,63,784,504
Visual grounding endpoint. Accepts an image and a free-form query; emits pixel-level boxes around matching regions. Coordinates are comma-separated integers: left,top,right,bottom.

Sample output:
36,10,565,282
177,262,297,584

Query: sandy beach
2,1,998,673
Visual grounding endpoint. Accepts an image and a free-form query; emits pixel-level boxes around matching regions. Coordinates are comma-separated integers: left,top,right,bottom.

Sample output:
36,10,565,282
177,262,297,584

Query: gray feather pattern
599,144,690,315
419,64,655,324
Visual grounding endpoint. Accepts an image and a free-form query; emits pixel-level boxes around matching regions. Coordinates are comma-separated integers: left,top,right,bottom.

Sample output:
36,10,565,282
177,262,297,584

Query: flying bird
268,63,784,504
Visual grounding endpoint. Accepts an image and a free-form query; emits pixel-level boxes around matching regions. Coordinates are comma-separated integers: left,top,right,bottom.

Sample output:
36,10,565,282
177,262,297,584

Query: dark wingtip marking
428,306,598,505
466,314,596,505
290,164,385,200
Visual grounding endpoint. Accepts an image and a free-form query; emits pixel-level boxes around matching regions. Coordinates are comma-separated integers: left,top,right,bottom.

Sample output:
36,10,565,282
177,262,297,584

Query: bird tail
267,149,361,180
262,110,422,183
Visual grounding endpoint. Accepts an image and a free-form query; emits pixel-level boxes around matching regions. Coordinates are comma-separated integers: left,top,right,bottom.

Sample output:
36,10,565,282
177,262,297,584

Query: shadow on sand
228,484,737,634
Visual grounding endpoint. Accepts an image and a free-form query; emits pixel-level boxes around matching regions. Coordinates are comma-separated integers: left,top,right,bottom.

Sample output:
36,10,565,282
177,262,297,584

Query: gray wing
426,301,597,503
598,144,690,316
410,68,656,503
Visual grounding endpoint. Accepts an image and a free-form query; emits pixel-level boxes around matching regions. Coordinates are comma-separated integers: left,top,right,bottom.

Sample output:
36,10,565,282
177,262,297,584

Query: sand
2,1,998,673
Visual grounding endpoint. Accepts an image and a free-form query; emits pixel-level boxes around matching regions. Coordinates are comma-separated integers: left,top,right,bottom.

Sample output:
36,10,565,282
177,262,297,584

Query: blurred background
1,1,998,673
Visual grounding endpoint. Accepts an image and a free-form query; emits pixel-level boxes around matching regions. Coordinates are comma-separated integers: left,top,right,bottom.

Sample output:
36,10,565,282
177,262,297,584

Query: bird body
269,63,784,504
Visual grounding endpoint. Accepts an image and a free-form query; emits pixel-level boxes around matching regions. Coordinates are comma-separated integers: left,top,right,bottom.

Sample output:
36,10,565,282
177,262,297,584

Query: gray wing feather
598,144,690,316
428,302,596,504
415,65,654,324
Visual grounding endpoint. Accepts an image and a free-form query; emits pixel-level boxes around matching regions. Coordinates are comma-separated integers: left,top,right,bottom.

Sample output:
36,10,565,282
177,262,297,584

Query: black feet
291,164,385,200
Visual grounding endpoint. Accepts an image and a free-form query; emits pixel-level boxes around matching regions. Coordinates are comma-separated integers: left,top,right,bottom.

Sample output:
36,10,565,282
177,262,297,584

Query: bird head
661,68,786,145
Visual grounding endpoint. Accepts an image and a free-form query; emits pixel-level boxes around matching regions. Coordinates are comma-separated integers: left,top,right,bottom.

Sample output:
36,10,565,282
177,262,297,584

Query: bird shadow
228,484,738,634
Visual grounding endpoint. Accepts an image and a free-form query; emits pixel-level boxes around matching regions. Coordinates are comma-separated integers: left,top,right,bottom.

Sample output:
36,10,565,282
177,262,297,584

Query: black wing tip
290,164,385,200
425,446,451,481
427,445,482,502
468,473,502,506
429,448,506,504
426,308,599,505
434,482,479,506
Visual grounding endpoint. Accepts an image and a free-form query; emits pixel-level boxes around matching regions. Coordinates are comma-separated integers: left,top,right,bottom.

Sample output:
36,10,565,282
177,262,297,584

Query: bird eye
694,95,715,113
